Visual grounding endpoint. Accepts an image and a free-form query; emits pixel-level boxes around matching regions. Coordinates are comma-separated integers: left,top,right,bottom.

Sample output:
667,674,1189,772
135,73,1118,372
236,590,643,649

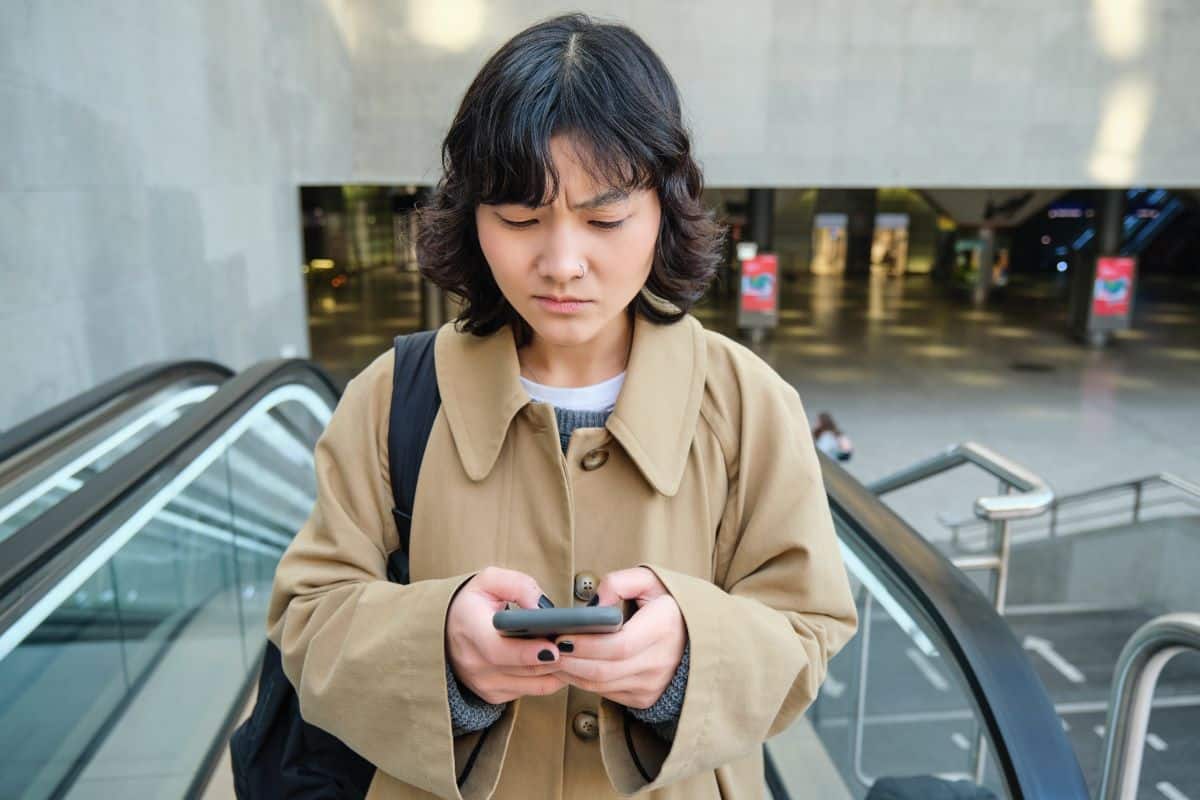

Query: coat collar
433,313,707,497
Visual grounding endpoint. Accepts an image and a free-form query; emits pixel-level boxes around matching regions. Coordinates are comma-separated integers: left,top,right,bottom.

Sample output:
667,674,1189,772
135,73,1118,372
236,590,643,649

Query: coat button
580,448,609,471
574,571,598,603
572,710,599,741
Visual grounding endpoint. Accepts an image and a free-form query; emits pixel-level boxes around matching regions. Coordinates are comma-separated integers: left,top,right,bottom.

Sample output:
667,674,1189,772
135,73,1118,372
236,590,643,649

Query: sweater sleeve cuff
627,639,689,739
446,663,507,737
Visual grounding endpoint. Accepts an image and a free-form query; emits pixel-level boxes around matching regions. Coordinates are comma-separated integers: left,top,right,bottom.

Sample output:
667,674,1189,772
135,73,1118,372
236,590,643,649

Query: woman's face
475,136,662,350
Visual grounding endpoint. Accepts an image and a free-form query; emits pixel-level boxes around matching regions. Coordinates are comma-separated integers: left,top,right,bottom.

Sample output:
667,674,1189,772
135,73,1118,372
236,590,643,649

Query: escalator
1068,188,1188,257
0,360,329,799
0,361,232,544
0,359,1088,799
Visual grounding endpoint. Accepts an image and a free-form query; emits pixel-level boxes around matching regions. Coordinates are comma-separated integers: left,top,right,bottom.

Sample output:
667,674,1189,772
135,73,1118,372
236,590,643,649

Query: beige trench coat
267,312,858,800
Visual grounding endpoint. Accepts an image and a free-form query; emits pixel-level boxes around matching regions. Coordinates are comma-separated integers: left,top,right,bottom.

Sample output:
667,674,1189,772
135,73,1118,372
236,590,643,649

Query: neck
518,311,633,388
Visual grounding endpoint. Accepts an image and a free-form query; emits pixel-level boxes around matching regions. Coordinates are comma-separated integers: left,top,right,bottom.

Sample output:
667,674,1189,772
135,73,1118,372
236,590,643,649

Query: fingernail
557,640,574,653
538,649,555,662
538,594,555,609
587,594,600,607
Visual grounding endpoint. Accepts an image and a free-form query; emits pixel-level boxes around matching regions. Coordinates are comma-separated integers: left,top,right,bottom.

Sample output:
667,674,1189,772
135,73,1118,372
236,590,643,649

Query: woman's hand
446,567,567,704
553,567,687,709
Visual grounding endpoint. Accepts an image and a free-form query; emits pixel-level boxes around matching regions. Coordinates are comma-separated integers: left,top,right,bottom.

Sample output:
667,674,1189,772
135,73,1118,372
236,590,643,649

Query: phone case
492,605,625,638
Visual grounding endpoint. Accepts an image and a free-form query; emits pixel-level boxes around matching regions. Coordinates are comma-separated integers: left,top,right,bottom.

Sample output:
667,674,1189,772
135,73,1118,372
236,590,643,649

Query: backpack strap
385,328,491,788
386,329,441,585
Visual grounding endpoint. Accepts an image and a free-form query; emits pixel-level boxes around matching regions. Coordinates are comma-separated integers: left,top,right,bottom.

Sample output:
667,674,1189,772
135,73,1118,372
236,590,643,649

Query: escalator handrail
821,454,1090,800
0,360,234,464
0,358,337,620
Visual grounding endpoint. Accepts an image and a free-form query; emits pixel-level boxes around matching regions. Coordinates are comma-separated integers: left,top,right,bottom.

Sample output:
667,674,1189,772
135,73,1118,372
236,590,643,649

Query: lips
534,296,591,314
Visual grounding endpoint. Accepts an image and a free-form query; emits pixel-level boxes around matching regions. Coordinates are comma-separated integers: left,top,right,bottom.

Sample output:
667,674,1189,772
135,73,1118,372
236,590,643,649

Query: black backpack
230,330,443,799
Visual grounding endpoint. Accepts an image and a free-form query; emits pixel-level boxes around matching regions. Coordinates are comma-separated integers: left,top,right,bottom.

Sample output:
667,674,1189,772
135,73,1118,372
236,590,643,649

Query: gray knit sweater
447,406,689,739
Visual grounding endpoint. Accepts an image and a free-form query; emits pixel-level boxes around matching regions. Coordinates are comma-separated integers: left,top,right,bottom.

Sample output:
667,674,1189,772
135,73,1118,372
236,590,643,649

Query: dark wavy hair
417,13,724,345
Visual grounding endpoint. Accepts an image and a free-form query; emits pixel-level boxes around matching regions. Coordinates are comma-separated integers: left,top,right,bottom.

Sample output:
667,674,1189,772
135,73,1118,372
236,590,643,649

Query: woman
268,13,857,800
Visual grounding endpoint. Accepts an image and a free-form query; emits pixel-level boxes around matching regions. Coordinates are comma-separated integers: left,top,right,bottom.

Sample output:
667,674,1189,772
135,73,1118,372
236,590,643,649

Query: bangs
469,114,658,209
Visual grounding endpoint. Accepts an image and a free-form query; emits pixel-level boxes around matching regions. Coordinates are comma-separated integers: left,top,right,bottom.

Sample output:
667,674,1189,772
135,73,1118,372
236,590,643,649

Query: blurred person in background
813,412,854,462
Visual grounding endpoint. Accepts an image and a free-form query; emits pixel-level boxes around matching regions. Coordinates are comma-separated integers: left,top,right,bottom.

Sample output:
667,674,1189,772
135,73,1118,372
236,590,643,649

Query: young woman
268,14,856,800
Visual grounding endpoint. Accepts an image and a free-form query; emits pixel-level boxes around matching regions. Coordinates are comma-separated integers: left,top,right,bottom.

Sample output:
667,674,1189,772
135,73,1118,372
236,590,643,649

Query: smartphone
493,605,624,638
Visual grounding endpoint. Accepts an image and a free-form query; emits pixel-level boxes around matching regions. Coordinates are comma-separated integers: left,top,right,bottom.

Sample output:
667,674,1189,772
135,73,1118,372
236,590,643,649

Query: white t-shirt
518,372,625,413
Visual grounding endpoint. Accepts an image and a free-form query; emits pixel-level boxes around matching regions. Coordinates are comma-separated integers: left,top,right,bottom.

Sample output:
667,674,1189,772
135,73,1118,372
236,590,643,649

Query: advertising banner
1092,256,1136,318
740,253,778,315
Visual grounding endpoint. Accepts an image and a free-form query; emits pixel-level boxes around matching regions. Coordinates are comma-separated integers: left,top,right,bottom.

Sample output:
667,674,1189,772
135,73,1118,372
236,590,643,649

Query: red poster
740,254,778,314
1092,256,1136,317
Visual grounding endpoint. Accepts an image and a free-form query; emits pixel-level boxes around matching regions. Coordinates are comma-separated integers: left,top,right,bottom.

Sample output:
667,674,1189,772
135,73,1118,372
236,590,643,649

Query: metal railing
939,472,1200,546
1099,613,1200,800
869,449,1200,798
868,442,1054,614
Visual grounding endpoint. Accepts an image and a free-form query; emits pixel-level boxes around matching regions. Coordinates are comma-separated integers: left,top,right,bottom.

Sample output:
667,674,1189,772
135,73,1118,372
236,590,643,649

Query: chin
531,321,601,347
524,311,605,346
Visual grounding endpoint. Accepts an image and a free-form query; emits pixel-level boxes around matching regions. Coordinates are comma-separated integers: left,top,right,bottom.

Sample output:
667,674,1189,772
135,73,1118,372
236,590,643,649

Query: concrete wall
345,0,1200,188
4,0,1200,428
1,1,353,429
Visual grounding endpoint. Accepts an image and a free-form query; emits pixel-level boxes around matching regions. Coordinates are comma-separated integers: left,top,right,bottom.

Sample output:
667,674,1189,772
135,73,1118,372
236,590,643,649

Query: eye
590,219,626,230
499,217,538,229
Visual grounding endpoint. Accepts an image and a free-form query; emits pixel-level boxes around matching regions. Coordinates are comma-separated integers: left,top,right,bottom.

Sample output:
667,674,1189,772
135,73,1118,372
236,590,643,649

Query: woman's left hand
553,567,687,709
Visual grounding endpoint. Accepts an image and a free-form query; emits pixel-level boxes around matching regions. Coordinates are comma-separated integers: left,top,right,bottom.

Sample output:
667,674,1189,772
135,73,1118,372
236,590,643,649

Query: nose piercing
578,262,586,278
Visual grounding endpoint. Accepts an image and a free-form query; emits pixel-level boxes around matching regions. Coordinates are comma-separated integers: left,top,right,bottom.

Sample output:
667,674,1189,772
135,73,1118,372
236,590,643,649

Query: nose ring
577,262,586,279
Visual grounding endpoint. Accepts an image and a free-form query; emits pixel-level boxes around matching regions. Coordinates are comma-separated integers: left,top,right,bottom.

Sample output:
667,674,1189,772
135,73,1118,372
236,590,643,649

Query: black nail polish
557,640,574,653
538,594,555,609
587,594,600,607
538,649,555,662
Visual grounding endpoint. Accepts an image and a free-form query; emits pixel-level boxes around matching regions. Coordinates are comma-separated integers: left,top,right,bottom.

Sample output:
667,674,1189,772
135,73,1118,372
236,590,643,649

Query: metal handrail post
1099,613,1200,799
995,486,1013,614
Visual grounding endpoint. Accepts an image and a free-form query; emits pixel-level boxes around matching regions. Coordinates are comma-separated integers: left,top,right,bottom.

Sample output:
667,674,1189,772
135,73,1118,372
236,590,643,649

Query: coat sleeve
598,372,858,794
266,355,516,800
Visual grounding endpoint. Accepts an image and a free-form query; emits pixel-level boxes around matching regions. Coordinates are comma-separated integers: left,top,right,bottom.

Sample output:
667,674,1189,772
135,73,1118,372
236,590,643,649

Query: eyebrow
569,188,629,211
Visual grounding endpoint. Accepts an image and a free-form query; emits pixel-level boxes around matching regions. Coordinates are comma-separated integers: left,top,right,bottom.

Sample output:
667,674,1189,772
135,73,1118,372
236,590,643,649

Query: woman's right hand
445,567,567,704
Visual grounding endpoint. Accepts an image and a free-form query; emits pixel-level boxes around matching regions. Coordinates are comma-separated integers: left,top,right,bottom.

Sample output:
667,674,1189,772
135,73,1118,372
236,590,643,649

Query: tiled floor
307,265,1200,540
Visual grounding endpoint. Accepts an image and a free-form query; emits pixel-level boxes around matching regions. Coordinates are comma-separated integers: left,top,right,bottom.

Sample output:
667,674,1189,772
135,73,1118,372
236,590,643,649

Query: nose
535,225,586,285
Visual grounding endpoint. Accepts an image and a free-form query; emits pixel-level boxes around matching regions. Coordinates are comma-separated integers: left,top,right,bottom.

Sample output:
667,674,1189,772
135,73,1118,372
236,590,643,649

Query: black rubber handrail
0,360,233,464
0,359,337,624
819,454,1090,800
